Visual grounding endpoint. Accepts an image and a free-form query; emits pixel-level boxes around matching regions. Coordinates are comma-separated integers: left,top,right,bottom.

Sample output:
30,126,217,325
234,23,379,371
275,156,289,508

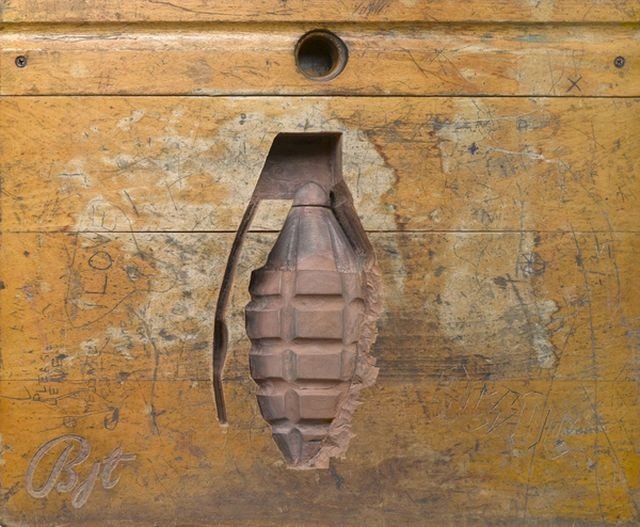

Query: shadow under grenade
213,133,380,468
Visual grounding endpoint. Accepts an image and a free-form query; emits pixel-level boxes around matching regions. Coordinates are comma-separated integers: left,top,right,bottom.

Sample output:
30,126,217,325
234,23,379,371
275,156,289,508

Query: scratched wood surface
1,2,640,526
1,0,638,23
1,26,638,96
2,97,639,234
2,228,639,525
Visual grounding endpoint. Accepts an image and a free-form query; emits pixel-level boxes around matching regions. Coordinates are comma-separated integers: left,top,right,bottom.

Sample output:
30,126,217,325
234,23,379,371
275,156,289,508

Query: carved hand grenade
213,133,379,468
246,183,365,465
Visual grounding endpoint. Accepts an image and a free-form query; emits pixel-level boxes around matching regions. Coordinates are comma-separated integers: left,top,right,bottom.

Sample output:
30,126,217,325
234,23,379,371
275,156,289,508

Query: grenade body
245,184,365,465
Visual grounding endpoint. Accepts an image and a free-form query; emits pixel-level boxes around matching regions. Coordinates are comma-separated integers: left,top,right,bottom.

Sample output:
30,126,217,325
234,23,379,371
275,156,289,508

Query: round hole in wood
295,30,348,81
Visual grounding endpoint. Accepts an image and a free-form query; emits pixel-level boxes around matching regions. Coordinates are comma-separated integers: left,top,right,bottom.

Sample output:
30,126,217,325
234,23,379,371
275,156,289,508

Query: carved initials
25,434,136,508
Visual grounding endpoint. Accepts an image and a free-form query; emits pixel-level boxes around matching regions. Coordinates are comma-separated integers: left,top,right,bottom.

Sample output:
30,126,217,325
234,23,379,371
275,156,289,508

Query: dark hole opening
295,31,348,80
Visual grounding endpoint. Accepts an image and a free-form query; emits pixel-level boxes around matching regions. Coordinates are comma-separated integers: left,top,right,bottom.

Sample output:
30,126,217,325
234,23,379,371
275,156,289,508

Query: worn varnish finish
1,1,639,526
2,97,638,233
1,0,637,23
1,228,639,524
1,25,638,96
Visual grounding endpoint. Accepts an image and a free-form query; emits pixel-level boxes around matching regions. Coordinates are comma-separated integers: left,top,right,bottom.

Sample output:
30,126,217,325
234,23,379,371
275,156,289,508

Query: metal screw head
614,56,626,68
15,55,27,68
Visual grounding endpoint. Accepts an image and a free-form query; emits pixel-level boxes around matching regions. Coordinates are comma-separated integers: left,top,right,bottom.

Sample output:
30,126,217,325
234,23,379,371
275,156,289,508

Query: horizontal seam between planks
2,93,640,98
1,21,639,29
0,377,636,383
3,230,640,235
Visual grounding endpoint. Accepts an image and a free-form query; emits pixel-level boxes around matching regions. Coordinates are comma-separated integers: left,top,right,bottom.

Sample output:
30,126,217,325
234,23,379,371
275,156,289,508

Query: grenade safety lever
213,133,380,467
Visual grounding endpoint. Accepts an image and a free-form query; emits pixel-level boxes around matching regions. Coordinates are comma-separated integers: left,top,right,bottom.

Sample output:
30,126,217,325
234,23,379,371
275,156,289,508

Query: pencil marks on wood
1,26,638,96
0,93,638,525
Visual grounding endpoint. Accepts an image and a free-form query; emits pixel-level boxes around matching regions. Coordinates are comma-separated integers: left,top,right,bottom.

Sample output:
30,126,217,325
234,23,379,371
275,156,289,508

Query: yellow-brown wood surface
1,0,638,23
2,25,638,96
1,2,640,526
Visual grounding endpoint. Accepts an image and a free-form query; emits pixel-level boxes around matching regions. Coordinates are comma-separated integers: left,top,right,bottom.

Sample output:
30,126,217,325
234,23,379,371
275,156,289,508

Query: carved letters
25,434,136,509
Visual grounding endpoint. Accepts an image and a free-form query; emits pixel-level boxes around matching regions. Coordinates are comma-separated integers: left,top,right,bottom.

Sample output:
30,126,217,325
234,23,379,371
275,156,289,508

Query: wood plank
1,96,638,233
2,229,638,385
4,216,637,525
1,0,638,23
1,383,639,523
1,3,639,525
1,25,638,96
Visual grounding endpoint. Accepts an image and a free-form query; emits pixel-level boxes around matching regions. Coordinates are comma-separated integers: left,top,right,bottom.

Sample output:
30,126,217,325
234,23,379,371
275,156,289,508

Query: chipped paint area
3,90,639,525
0,433,9,466
531,304,558,368
58,157,92,191
438,245,560,373
116,109,145,131
68,104,394,440
436,226,559,373
430,102,560,371
72,101,395,232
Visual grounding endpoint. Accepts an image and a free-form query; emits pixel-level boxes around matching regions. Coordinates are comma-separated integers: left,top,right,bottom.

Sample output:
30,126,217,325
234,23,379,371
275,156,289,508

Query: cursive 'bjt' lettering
25,434,136,508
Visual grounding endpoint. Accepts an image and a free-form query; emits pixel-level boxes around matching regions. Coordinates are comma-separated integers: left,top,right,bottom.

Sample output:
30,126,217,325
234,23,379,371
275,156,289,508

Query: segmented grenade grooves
245,183,365,465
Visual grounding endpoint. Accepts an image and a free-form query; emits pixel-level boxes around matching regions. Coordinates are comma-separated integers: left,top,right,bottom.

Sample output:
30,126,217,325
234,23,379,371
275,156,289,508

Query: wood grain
1,378,639,526
1,2,640,524
1,0,638,23
1,25,638,96
2,92,639,524
2,230,638,384
1,96,638,234
1,228,639,524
